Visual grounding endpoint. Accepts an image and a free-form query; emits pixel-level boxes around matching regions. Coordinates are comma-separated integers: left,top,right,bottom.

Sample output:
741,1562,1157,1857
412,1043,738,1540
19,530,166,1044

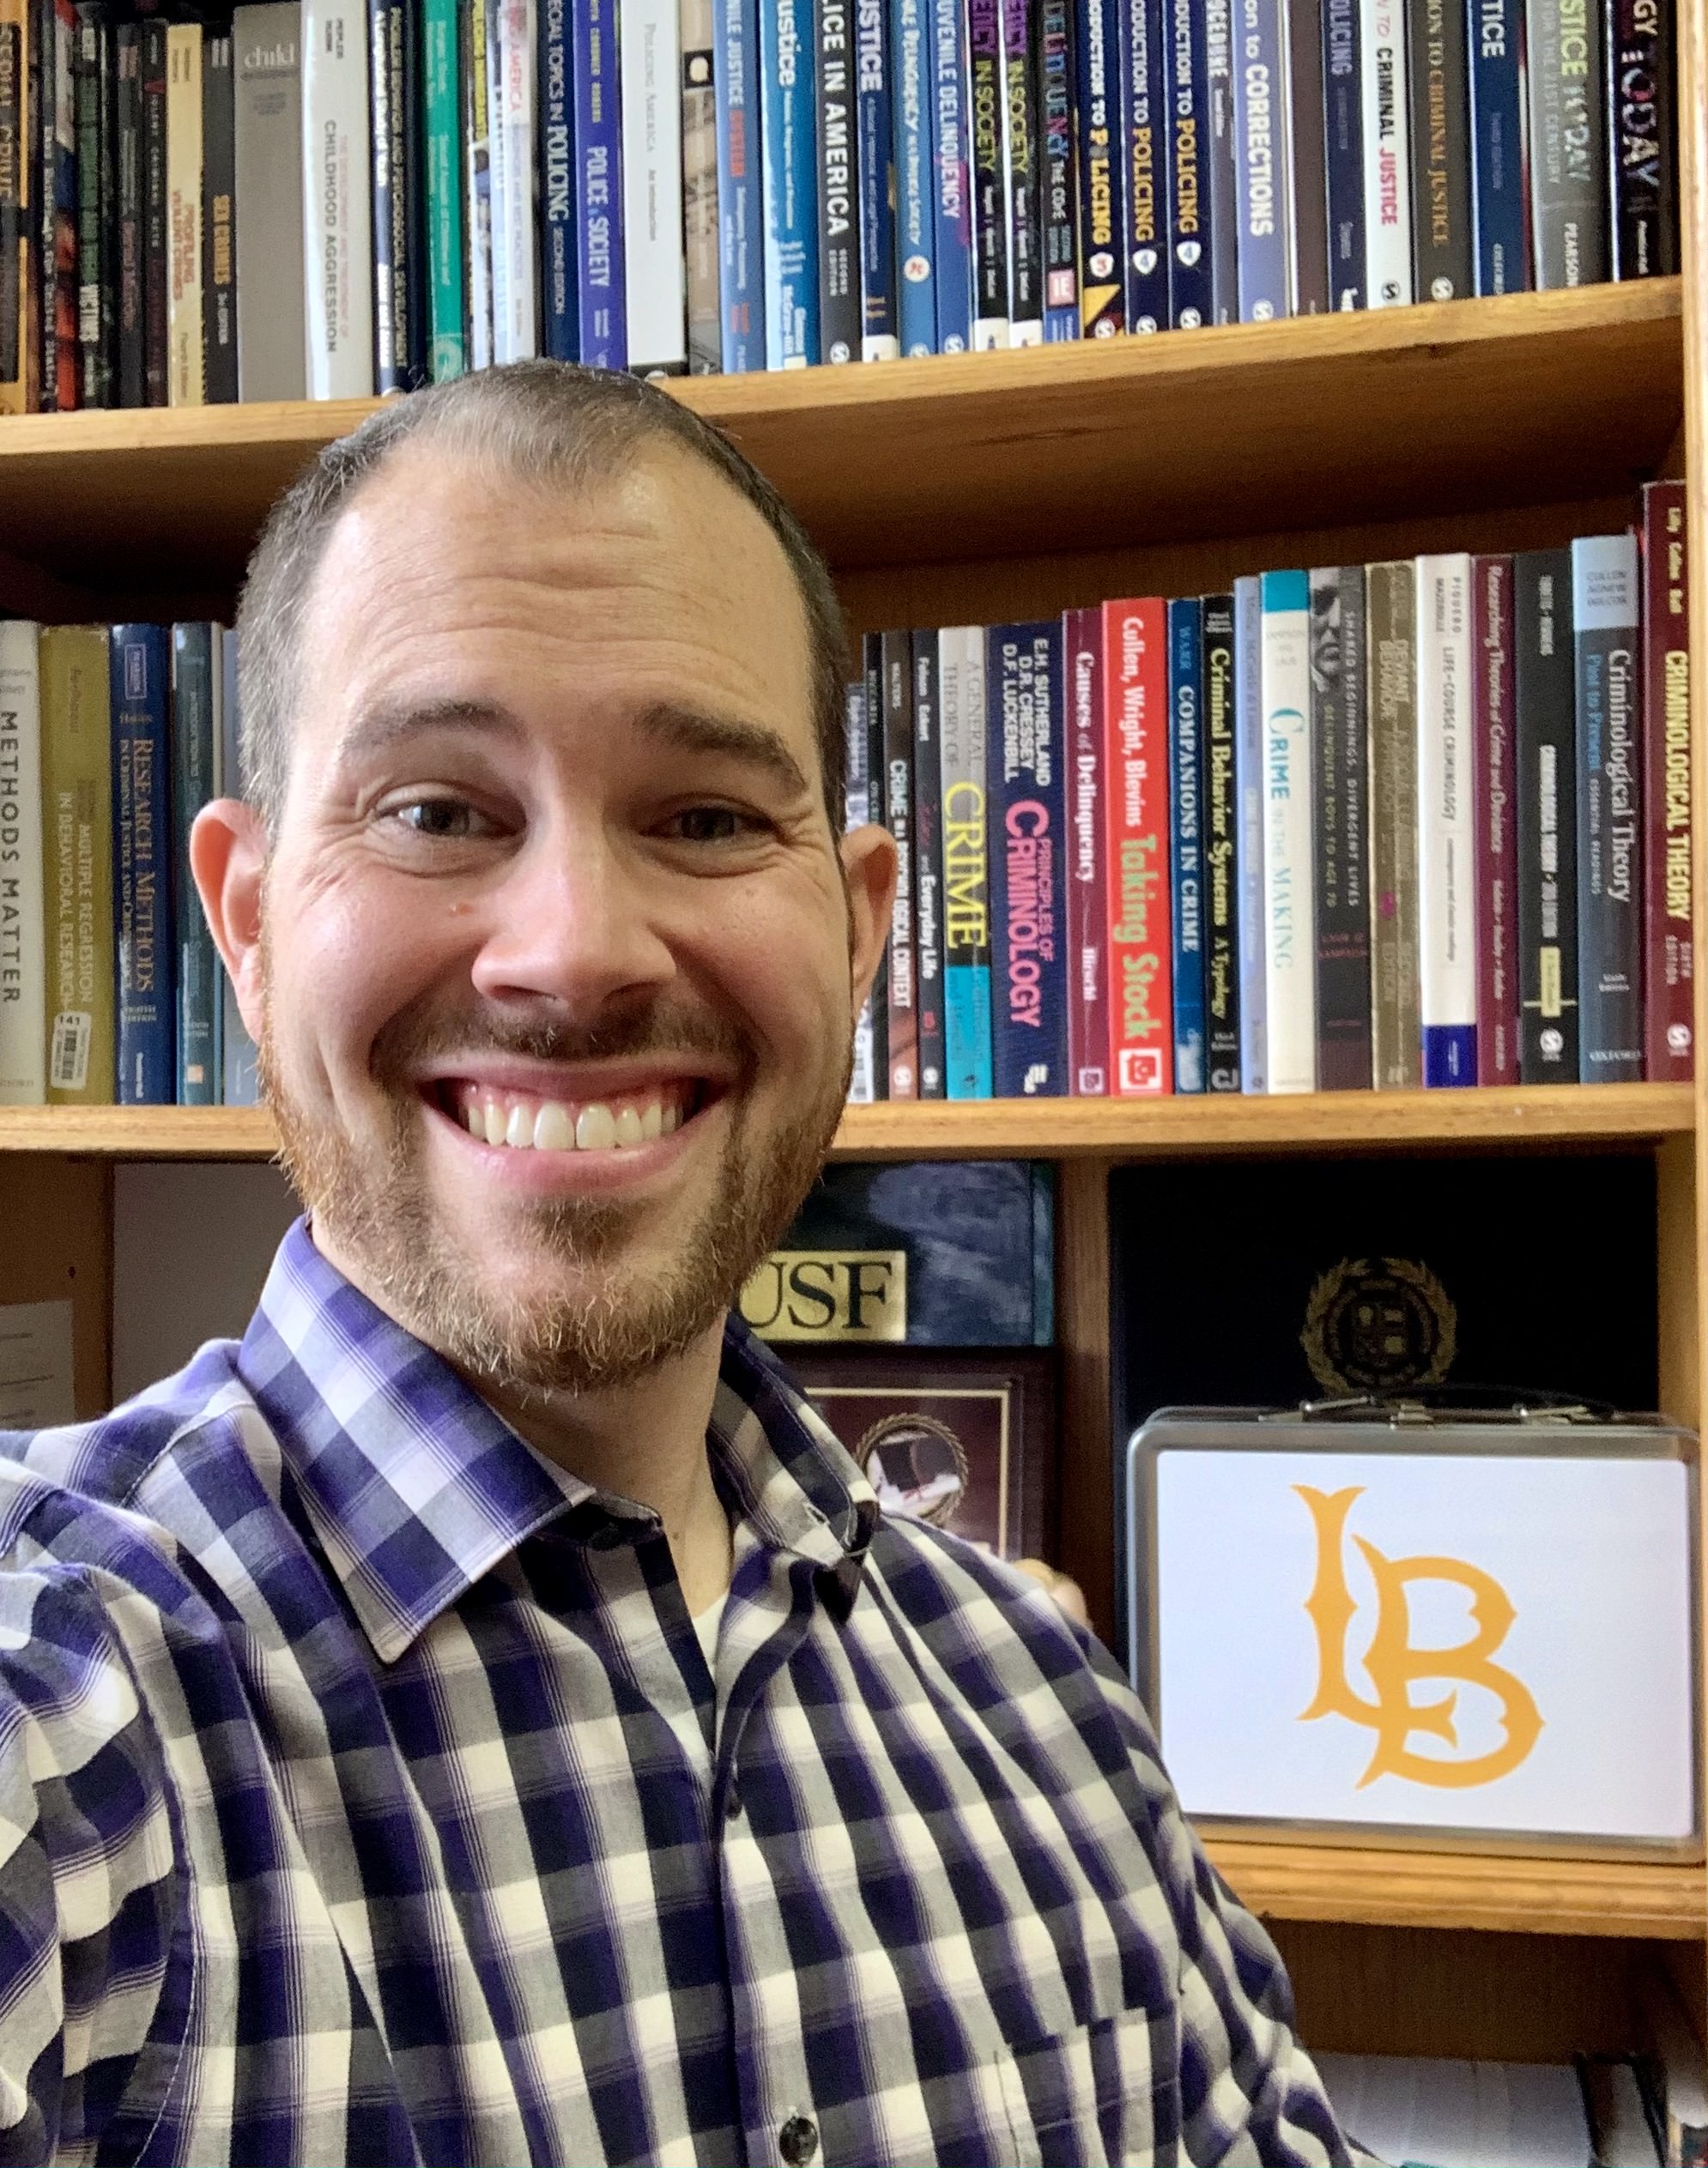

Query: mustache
366,997,755,1083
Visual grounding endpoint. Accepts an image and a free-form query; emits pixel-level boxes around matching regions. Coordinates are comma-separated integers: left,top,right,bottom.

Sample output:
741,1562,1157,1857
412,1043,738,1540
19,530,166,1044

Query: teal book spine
171,623,220,1105
424,0,467,378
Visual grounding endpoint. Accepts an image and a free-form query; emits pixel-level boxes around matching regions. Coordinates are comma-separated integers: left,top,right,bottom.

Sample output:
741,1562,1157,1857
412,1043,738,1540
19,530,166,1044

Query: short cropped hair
236,362,851,836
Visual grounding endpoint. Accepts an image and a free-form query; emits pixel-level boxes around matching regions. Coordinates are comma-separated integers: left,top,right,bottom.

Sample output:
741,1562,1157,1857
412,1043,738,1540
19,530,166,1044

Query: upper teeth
463,1091,680,1152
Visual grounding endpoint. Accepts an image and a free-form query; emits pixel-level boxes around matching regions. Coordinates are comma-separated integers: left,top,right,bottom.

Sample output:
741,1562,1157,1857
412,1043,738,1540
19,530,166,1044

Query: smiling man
0,366,1358,2168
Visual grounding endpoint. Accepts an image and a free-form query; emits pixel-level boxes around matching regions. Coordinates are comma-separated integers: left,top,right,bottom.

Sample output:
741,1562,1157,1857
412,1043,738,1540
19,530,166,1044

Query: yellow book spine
39,627,116,1105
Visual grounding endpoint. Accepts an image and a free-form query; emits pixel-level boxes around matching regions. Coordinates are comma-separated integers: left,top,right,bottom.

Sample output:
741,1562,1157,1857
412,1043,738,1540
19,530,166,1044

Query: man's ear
190,798,270,1046
840,821,899,1023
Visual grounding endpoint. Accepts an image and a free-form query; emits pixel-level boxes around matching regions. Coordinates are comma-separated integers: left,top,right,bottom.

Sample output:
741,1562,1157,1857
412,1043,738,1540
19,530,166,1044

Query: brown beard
258,925,851,1395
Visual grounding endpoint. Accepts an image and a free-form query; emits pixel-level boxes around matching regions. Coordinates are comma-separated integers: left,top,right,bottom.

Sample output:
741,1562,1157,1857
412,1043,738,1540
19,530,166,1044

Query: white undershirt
691,1594,726,1666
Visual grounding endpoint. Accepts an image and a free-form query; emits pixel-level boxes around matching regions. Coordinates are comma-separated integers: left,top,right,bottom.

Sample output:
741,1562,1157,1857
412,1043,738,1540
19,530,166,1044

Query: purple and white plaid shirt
0,1219,1357,2166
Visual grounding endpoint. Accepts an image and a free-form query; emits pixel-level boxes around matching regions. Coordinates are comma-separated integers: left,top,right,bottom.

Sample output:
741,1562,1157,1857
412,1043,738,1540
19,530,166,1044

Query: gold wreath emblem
857,1412,972,1529
1300,1256,1458,1395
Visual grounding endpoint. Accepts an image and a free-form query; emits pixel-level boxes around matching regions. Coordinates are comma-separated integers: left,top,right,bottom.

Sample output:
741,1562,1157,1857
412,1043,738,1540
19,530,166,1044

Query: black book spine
140,21,166,405
1203,0,1239,319
1285,0,1329,309
1513,548,1581,1079
969,0,1008,340
1526,0,1609,285
114,22,142,407
912,631,948,1097
372,0,429,392
74,6,110,405
0,6,21,390
1606,0,1674,276
33,0,50,407
863,633,890,1093
1003,0,1043,337
202,30,235,404
1311,566,1373,1086
1202,592,1241,1088
882,627,920,1096
1163,0,1212,325
1408,0,1473,297
816,0,862,360
1322,0,1362,303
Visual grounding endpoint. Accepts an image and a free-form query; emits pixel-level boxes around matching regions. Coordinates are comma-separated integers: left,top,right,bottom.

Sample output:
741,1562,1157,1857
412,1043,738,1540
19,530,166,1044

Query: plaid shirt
0,1220,1358,2168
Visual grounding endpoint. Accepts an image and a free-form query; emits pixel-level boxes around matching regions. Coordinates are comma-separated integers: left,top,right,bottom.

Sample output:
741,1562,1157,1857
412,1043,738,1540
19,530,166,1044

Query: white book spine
499,0,540,360
1260,571,1317,1093
167,27,206,406
1414,553,1477,1083
0,625,45,1105
623,0,688,372
1359,0,1414,305
302,3,375,399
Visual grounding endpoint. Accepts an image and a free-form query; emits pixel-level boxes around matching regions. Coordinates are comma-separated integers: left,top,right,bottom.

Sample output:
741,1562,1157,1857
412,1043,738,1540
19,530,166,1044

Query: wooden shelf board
0,282,1680,591
1205,1838,1708,1939
0,1082,1690,1161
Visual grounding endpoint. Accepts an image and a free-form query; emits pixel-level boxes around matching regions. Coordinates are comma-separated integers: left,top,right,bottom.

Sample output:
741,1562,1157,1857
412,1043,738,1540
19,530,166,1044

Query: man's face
202,441,893,1393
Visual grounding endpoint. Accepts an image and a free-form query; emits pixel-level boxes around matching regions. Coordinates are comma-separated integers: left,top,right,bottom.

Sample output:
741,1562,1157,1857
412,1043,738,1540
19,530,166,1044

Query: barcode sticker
49,1011,92,1093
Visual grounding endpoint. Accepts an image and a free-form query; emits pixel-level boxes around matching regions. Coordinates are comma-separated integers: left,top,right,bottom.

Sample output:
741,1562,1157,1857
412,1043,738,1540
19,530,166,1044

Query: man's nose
466,827,678,1012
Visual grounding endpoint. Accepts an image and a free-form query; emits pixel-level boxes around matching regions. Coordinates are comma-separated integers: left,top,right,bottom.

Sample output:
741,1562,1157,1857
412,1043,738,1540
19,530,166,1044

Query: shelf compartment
1204,1838,1708,1939
0,282,1680,590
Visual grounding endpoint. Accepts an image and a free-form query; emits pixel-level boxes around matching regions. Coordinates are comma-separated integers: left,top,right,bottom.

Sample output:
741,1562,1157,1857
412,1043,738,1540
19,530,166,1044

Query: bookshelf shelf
1204,1838,1708,1940
0,1082,1690,1161
0,280,1681,592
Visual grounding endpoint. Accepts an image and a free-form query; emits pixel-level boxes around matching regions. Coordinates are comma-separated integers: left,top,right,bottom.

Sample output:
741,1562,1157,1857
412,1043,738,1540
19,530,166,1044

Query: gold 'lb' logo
1295,1486,1544,1790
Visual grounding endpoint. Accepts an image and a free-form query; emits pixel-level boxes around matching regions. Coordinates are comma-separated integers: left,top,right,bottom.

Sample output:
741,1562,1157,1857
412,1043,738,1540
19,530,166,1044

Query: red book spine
1472,555,1519,1084
1643,479,1693,1081
1064,606,1110,1093
1103,597,1173,1095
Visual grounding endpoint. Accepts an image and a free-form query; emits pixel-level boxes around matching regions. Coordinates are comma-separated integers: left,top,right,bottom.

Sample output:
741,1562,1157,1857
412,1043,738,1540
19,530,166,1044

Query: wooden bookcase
1,43,1704,2068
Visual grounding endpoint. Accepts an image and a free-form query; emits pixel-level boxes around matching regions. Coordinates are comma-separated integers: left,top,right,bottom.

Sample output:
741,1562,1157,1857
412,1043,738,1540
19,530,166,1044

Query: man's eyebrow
633,702,813,797
332,696,528,765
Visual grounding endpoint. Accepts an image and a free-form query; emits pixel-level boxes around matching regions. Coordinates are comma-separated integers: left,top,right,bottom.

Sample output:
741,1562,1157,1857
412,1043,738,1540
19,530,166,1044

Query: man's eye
387,798,494,839
667,805,766,844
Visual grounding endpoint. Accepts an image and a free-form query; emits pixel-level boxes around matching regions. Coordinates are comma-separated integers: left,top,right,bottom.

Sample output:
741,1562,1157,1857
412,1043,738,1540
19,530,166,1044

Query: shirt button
778,2115,819,2165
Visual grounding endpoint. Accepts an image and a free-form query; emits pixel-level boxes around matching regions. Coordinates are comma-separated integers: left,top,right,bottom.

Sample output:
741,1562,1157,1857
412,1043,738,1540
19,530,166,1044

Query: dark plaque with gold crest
779,1347,1055,1561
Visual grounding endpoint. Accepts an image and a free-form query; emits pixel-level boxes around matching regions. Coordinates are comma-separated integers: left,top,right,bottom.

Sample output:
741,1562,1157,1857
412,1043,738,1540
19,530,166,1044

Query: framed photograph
780,1346,1057,1562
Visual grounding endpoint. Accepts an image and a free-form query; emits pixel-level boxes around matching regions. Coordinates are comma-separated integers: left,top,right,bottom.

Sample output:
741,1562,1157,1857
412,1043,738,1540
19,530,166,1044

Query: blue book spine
1163,0,1212,325
1229,0,1290,317
761,0,821,363
1167,597,1207,1090
986,621,1069,1096
111,625,173,1108
857,0,901,354
891,0,936,352
718,0,766,366
1323,0,1364,305
931,0,975,347
1039,0,1080,338
1468,0,1529,294
539,0,578,359
1233,574,1268,1090
170,625,219,1108
572,0,627,366
1121,0,1168,330
1074,0,1125,332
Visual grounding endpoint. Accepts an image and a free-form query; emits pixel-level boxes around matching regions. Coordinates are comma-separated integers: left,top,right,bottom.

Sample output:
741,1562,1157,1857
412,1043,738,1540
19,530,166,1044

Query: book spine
305,4,374,398
818,0,863,359
913,631,947,1095
1231,0,1291,316
466,0,494,371
142,22,167,404
1285,0,1329,311
968,0,1008,343
202,31,238,403
718,0,766,364
1472,553,1520,1082
171,624,218,1106
1366,559,1420,1084
1167,597,1207,1088
862,634,889,1090
1165,0,1213,325
1261,569,1316,1092
39,626,114,1103
1323,0,1365,305
1003,0,1044,340
845,679,877,1103
1360,0,1414,301
545,0,583,362
73,9,106,406
219,629,259,1108
933,0,975,348
1104,596,1173,1093
1513,548,1580,1079
681,0,721,370
1233,573,1267,1088
1122,0,1166,330
1525,0,1608,284
494,0,537,361
0,621,44,1103
1064,605,1110,1091
988,621,1068,1093
1606,0,1671,276
1039,0,1078,336
940,625,995,1097
485,0,510,353
1572,532,1644,1081
883,629,919,1096
46,0,77,411
424,0,466,378
621,0,687,372
115,24,142,407
1202,593,1240,1087
1415,552,1477,1085
1075,0,1124,333
893,0,936,352
233,5,307,404
32,0,49,409
1408,0,1473,298
1311,566,1372,1087
1467,0,1529,291
1642,480,1691,1080
166,26,204,406
110,623,173,1108
1204,0,1240,318
573,0,627,367
0,0,32,412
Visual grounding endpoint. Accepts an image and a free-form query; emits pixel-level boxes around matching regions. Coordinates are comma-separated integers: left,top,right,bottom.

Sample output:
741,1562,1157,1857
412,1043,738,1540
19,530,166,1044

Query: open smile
427,1075,716,1155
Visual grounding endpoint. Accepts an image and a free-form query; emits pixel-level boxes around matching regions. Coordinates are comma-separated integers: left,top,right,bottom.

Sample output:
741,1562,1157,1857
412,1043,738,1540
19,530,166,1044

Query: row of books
846,478,1693,1102
4,0,1680,415
0,620,259,1105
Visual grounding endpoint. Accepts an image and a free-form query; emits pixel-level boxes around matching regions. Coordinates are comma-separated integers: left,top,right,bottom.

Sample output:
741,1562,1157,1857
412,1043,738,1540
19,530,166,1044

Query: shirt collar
239,1220,875,1662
